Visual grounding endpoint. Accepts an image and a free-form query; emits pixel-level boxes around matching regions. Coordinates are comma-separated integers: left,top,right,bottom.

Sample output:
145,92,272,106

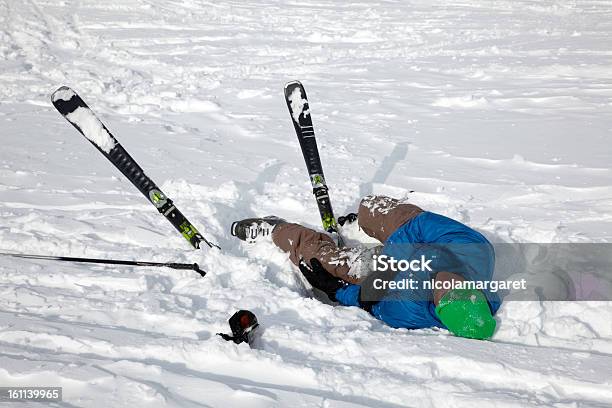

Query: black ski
284,81,344,246
51,86,218,250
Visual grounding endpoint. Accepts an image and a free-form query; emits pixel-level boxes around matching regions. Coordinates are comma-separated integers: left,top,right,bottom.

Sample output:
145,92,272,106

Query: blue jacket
335,211,500,329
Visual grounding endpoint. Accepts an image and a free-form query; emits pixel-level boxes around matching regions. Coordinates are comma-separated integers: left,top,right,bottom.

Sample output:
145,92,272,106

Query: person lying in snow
231,195,500,340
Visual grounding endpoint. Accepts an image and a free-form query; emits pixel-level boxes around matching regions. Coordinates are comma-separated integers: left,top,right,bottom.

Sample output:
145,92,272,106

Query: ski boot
231,216,286,243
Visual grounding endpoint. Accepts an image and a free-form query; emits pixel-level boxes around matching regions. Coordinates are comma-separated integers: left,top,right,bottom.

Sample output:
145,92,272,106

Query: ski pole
0,252,206,277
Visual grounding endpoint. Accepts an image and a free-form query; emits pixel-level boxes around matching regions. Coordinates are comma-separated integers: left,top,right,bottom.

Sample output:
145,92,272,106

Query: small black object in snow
217,310,259,345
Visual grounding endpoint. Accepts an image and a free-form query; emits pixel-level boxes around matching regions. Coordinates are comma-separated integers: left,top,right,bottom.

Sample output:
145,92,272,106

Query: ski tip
284,80,302,90
51,86,76,104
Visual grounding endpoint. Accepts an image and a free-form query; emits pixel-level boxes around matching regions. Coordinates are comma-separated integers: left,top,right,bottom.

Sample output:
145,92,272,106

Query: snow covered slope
1,0,611,406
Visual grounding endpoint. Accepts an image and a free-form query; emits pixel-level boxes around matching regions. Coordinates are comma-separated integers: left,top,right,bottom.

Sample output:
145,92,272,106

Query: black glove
337,212,358,227
298,258,347,302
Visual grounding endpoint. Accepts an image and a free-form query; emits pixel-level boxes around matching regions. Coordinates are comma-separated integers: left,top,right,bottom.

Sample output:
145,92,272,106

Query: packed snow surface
1,0,612,407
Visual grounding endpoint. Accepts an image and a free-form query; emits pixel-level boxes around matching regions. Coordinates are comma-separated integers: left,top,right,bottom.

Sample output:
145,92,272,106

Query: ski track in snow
1,0,612,406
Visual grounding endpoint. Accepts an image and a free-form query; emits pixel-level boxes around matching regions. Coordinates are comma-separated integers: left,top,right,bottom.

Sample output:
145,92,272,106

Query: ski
284,81,344,246
51,86,218,250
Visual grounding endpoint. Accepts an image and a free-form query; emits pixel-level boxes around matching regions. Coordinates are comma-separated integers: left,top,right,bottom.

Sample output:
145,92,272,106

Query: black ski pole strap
0,252,206,277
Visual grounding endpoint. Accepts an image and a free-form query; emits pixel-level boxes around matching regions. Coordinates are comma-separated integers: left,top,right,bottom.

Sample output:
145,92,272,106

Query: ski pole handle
164,262,207,277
